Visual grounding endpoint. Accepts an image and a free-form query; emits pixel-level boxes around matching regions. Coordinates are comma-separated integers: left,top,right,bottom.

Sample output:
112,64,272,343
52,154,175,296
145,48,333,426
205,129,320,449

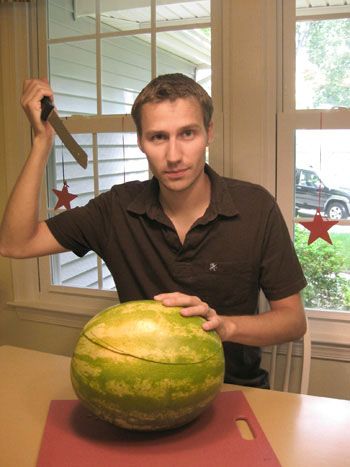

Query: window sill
7,297,118,329
307,309,350,348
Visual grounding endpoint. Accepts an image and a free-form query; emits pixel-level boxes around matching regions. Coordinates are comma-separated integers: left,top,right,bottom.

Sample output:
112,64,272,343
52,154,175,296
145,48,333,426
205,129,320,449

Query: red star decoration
299,208,338,245
52,181,77,210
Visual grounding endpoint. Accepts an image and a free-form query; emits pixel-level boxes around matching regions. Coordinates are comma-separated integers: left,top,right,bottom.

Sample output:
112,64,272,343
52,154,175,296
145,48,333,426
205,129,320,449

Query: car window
300,170,321,188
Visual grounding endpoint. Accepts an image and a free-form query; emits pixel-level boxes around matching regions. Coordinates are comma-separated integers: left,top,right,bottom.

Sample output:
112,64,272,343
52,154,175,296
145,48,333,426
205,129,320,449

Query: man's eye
182,129,194,138
151,134,166,142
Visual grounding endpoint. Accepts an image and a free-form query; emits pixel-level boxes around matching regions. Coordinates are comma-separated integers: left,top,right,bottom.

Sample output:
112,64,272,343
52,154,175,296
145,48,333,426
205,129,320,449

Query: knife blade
41,96,88,169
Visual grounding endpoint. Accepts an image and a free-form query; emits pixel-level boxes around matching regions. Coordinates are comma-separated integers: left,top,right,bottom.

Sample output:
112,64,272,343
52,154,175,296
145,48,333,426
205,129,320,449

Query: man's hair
131,73,213,136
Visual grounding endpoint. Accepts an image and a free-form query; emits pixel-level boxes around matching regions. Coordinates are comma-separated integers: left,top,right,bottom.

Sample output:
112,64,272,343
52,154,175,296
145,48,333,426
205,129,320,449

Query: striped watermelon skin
71,300,225,431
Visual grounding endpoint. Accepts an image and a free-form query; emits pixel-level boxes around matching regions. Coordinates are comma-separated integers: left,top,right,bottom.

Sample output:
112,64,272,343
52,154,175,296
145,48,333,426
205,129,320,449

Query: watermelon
71,300,225,431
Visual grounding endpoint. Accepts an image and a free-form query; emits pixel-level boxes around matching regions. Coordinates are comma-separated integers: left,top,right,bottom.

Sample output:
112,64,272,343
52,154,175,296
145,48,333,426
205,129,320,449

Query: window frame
277,0,350,347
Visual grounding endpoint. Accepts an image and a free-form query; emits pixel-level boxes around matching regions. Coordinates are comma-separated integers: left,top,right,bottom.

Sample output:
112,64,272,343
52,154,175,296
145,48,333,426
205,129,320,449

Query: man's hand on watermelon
154,291,232,342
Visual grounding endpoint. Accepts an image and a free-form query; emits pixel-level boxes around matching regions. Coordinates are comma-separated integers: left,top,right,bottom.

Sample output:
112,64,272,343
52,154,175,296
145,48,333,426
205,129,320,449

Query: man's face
137,97,213,194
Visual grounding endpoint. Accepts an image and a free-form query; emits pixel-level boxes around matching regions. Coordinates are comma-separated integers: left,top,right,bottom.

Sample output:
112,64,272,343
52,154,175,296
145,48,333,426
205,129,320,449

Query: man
0,74,307,388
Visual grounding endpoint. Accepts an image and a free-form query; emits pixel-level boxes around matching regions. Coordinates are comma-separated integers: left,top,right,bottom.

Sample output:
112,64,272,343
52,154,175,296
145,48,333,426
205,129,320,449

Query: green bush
294,224,350,310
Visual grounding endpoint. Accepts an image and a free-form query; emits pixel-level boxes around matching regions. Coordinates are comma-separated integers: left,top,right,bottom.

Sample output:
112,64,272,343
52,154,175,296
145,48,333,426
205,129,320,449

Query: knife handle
41,96,54,121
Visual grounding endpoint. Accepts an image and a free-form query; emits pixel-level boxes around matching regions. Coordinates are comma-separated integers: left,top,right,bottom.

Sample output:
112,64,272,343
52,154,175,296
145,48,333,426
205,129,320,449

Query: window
277,1,350,346
0,0,224,322
41,0,215,295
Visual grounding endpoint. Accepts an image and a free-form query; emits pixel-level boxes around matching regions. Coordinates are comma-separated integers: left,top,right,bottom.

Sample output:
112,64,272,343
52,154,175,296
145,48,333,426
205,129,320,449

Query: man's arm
154,292,306,347
0,79,68,258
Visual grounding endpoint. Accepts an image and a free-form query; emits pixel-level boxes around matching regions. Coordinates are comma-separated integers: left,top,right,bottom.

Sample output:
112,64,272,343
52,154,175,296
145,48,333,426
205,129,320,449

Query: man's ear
207,121,214,145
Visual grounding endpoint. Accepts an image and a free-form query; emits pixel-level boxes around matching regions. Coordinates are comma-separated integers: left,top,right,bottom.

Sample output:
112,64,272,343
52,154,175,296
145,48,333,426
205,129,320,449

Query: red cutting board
36,391,281,467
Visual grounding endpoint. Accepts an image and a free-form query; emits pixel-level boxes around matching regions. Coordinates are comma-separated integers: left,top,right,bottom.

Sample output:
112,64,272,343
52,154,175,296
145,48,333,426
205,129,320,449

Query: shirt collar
204,164,239,219
127,164,239,222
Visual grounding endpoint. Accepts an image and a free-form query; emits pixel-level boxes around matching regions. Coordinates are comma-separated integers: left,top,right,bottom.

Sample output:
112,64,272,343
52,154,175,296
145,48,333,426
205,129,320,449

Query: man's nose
166,137,181,163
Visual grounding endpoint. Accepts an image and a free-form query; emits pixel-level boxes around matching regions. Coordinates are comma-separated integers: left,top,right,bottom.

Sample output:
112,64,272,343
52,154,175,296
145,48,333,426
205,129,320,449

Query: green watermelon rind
71,335,224,431
71,300,225,431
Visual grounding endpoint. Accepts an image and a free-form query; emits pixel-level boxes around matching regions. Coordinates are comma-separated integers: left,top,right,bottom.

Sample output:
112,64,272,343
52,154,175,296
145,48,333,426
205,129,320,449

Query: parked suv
295,168,350,220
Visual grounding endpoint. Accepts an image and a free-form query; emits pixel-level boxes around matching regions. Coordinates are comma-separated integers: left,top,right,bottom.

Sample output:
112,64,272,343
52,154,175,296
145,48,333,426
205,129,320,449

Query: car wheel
325,202,347,220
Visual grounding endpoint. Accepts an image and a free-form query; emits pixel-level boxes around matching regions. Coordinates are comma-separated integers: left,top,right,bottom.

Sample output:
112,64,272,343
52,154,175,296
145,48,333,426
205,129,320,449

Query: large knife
41,96,88,169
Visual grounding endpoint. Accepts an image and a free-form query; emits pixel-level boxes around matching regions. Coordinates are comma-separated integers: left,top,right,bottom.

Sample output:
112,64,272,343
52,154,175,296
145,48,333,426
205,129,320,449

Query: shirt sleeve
45,191,112,258
259,202,307,300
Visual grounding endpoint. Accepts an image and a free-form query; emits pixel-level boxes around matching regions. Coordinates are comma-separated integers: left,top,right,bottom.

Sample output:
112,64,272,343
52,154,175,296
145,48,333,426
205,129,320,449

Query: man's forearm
220,295,306,347
0,138,52,257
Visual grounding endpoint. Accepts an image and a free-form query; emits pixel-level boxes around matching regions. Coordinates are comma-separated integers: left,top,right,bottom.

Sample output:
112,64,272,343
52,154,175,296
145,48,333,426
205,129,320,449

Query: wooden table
1,345,349,467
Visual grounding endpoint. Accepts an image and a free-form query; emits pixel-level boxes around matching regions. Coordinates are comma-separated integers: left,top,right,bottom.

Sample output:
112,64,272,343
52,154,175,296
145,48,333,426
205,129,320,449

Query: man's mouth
165,168,188,178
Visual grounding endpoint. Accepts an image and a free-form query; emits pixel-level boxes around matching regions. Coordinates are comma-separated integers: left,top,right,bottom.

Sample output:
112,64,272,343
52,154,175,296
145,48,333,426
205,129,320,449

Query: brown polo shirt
46,164,306,387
